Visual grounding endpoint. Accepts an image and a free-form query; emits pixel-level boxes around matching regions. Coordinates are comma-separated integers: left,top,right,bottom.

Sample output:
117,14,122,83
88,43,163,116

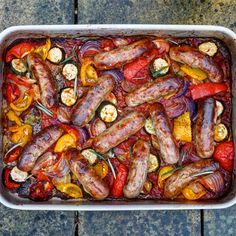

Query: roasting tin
0,24,236,210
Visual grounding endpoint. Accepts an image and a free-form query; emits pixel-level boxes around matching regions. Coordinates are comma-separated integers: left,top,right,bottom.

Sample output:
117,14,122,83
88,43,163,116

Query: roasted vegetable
55,183,83,198
10,166,28,182
10,90,33,112
147,154,159,173
10,58,28,75
47,47,65,64
81,149,98,165
6,83,20,104
94,160,109,179
198,42,217,56
80,59,98,86
158,166,174,189
54,134,76,152
181,65,207,81
153,58,169,75
97,101,118,123
60,87,77,107
62,61,78,81
34,38,51,60
182,182,206,200
9,124,32,146
214,123,228,142
144,118,155,135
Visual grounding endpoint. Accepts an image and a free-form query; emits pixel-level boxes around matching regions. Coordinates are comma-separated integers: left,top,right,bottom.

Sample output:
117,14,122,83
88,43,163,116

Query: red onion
75,127,90,145
79,40,101,59
103,70,124,83
174,80,189,98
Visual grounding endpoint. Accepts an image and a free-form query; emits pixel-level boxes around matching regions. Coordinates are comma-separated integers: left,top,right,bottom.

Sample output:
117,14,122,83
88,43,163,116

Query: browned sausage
92,112,145,154
123,140,150,198
27,53,57,108
169,46,223,83
150,104,179,164
93,39,151,70
195,98,215,158
125,76,183,107
17,126,64,172
68,149,109,200
164,159,219,199
72,75,115,127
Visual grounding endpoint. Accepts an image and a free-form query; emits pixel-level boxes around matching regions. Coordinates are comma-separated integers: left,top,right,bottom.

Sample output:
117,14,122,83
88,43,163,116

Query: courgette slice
97,101,118,123
145,118,156,135
10,58,27,75
81,149,98,165
47,47,65,64
62,61,78,81
147,154,159,173
60,87,77,107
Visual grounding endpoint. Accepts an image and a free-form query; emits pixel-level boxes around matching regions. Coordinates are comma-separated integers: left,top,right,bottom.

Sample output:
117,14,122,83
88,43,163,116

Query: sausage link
150,104,179,164
92,112,145,154
164,160,219,199
27,53,57,108
72,75,115,127
68,149,109,200
195,98,215,158
123,140,150,198
169,46,223,83
125,76,183,107
93,39,151,70
17,126,64,172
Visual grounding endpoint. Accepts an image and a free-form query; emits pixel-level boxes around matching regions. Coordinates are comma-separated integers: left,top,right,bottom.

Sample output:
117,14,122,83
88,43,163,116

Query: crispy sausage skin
169,46,223,83
125,76,183,107
195,98,215,158
27,53,57,108
93,39,151,70
17,126,64,172
92,112,145,154
164,160,219,199
72,75,115,127
123,140,150,198
150,104,179,164
68,149,109,200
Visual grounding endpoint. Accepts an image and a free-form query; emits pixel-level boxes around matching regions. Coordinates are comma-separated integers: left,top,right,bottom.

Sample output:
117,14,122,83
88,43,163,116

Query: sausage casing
17,126,64,172
92,112,145,154
123,140,150,198
93,39,151,70
68,149,109,200
125,76,183,107
27,53,57,108
150,104,179,164
195,98,215,158
169,46,223,83
72,75,115,127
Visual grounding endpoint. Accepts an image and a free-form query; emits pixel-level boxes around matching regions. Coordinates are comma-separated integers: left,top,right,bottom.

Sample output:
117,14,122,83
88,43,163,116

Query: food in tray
2,36,234,201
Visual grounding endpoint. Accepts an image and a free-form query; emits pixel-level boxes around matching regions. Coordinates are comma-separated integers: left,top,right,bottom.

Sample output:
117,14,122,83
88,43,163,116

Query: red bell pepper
4,146,22,164
3,168,21,190
190,83,227,100
111,163,128,197
100,39,116,51
6,82,20,103
6,42,34,63
7,73,32,88
124,48,160,84
116,136,137,152
213,141,234,172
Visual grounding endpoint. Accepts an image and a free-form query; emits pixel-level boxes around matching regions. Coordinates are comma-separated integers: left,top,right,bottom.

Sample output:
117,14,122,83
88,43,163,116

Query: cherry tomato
116,136,137,152
29,180,53,201
6,82,20,103
136,128,150,141
4,146,23,164
100,39,116,51
213,141,234,172
3,168,21,190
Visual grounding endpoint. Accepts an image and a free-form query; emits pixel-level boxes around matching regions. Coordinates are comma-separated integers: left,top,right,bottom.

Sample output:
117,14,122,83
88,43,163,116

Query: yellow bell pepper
54,134,76,152
10,91,33,112
9,124,32,146
182,182,206,200
173,112,192,142
181,65,207,81
55,183,83,198
94,160,109,179
34,38,51,60
80,59,98,86
6,110,22,126
158,166,174,189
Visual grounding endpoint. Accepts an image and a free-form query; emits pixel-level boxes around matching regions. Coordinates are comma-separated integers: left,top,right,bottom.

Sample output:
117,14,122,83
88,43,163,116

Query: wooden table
0,0,235,235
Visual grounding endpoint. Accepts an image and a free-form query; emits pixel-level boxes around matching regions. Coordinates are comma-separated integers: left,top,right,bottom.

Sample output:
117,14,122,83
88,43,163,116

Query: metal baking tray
0,24,235,210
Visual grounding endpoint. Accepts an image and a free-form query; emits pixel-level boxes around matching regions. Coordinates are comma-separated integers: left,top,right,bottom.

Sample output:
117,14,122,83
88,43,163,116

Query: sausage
195,98,215,158
125,76,183,107
68,149,109,200
92,112,145,154
27,53,57,108
72,75,115,127
169,46,223,83
17,126,64,172
123,140,150,198
93,39,151,70
150,104,179,164
164,159,219,199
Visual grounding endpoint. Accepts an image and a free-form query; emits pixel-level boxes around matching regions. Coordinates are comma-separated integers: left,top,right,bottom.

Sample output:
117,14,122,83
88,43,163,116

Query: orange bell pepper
80,59,98,86
55,183,83,198
6,110,22,126
158,166,174,188
10,90,33,112
181,65,207,81
34,38,51,60
9,124,32,146
94,160,109,179
182,182,206,200
54,134,76,152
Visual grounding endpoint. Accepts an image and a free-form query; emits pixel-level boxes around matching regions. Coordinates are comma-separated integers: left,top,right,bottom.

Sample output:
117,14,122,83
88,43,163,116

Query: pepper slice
55,183,83,198
94,160,109,179
10,90,33,112
7,73,32,88
190,83,227,100
6,82,20,103
6,110,22,126
4,146,23,164
34,38,51,60
182,182,206,200
181,65,208,81
54,134,77,153
59,124,80,142
80,59,98,86
3,168,21,190
158,166,174,189
6,42,35,63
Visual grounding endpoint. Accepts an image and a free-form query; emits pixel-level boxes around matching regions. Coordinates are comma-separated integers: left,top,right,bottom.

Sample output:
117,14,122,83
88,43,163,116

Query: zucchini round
47,47,65,64
60,87,77,107
145,118,155,135
10,58,27,75
81,149,98,165
97,101,118,123
147,154,159,173
62,61,78,81
214,123,228,142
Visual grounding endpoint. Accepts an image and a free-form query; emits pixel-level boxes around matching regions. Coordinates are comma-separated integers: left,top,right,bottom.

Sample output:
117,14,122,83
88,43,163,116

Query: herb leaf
161,166,183,177
151,66,169,78
191,170,214,178
60,53,76,64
